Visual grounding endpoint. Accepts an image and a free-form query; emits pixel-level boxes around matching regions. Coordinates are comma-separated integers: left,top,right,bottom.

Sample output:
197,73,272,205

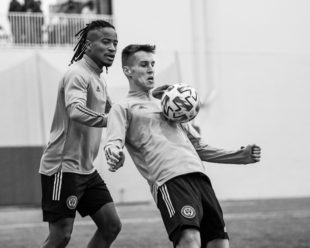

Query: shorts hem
207,232,229,242
42,211,76,223
79,199,114,217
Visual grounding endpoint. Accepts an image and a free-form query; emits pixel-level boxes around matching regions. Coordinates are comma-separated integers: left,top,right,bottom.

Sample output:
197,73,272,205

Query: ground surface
0,197,309,248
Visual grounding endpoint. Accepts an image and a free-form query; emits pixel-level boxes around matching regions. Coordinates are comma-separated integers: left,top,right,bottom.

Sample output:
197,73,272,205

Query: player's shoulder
112,98,130,110
62,62,90,83
65,61,88,76
112,94,142,113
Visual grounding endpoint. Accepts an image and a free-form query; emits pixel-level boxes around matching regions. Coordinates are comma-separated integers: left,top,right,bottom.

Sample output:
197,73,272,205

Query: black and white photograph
0,0,309,247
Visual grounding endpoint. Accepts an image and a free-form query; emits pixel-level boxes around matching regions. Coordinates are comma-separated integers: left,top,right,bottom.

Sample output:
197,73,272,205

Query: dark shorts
41,170,113,222
157,173,229,247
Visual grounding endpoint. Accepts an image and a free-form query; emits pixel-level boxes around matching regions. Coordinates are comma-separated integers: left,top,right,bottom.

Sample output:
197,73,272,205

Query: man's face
127,51,155,92
86,27,118,68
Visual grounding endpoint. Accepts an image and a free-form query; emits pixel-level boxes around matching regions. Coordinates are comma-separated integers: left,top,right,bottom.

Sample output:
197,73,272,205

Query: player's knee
60,233,71,247
110,220,122,237
46,217,74,247
99,220,122,240
46,232,71,247
55,231,72,247
177,228,201,248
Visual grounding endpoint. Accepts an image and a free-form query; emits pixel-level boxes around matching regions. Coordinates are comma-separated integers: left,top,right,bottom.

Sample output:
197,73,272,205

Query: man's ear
123,66,131,76
85,40,92,51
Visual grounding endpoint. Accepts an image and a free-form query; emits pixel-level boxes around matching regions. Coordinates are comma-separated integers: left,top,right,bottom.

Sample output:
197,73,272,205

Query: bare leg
40,218,74,248
176,228,201,248
206,239,229,248
87,202,122,248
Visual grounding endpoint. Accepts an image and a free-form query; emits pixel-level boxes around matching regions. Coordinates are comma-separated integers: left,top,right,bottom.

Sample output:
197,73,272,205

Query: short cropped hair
122,44,156,67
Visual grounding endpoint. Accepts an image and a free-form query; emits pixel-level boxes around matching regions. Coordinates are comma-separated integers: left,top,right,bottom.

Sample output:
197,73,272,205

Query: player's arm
182,123,261,164
64,73,107,127
67,103,107,127
197,144,261,164
104,103,128,171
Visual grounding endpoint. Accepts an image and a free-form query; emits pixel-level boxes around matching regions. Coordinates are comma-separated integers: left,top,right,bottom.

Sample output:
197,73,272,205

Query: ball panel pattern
161,84,200,123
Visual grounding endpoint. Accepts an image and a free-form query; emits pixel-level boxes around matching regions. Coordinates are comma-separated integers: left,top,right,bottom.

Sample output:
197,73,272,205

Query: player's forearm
67,103,107,127
104,139,124,152
197,145,251,164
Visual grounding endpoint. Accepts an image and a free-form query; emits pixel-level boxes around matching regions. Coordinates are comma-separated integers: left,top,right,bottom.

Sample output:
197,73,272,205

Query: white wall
112,0,310,200
0,47,168,203
0,0,309,201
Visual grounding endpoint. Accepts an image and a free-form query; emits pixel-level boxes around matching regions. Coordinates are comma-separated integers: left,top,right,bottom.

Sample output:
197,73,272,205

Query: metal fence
0,12,113,47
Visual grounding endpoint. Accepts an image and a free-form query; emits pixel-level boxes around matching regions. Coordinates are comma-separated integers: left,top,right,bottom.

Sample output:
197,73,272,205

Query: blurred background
0,0,310,207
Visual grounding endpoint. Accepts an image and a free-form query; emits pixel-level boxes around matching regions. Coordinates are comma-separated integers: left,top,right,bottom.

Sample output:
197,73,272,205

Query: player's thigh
48,217,75,240
199,175,229,246
177,228,201,248
90,202,121,231
77,171,114,217
206,238,229,248
157,174,203,246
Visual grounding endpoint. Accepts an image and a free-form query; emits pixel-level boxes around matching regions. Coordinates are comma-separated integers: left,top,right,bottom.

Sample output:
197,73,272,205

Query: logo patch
96,86,101,92
181,205,196,218
66,195,78,210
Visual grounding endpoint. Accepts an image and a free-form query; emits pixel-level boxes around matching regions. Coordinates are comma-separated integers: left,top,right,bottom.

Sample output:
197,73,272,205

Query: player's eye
140,62,147,67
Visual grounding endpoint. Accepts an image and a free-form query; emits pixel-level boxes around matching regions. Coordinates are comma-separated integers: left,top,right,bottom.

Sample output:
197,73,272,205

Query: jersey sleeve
181,122,253,164
64,73,88,107
67,103,107,127
64,71,107,127
105,102,129,150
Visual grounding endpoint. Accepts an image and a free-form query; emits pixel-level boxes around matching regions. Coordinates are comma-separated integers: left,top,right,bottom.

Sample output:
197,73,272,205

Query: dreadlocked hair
69,20,115,66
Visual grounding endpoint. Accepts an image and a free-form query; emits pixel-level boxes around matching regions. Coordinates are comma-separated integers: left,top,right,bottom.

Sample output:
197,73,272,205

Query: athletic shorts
157,173,229,247
41,170,113,222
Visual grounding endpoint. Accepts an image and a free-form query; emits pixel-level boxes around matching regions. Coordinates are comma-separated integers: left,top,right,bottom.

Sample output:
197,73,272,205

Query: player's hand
251,145,261,162
241,144,261,164
105,146,125,172
108,151,125,172
152,84,171,99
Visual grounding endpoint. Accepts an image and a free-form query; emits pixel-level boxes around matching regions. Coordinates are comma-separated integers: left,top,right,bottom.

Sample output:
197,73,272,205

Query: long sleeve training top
40,56,110,175
105,90,254,202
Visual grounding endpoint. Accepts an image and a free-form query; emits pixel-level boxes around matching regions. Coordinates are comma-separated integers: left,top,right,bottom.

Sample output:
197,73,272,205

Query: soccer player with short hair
39,20,123,248
104,44,261,248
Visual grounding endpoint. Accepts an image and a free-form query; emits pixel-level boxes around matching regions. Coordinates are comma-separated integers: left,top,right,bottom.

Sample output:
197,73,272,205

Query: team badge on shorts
181,205,196,218
66,195,78,210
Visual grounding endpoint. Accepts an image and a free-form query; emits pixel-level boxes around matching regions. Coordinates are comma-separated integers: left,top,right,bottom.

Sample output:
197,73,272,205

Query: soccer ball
161,83,200,123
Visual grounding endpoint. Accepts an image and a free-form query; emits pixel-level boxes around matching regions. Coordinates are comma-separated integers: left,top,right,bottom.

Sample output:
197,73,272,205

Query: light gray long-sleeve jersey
105,90,254,202
40,56,110,176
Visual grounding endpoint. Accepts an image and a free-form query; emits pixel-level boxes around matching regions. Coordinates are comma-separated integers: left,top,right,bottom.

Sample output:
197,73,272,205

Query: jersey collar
128,90,151,99
83,55,103,75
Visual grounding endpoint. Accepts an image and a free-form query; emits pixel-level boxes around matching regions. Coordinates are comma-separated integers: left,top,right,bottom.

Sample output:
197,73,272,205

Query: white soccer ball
161,83,200,123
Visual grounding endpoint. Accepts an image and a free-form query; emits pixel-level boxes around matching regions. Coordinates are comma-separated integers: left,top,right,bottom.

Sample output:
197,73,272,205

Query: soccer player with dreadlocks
39,20,123,248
